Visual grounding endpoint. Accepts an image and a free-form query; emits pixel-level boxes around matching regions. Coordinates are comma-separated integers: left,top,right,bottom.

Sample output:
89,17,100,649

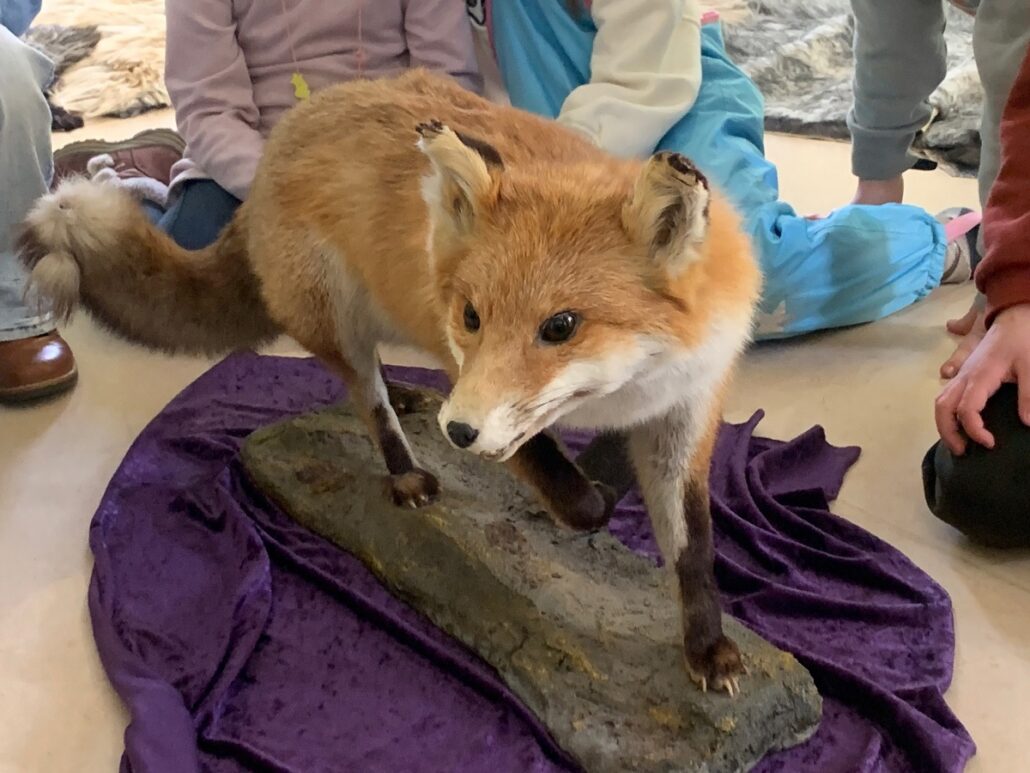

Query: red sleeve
975,45,1030,327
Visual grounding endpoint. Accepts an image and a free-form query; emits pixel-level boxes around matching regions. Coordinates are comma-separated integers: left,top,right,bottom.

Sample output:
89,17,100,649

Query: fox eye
463,301,481,333
539,311,579,344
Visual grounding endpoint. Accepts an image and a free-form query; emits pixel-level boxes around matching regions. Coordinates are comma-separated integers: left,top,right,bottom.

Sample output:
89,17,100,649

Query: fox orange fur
20,70,760,695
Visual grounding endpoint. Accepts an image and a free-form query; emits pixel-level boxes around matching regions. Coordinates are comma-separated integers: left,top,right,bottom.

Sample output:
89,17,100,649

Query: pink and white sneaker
937,207,982,284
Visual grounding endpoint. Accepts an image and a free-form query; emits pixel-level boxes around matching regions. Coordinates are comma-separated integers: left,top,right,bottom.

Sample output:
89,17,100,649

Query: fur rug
724,0,981,176
22,24,100,77
28,0,168,119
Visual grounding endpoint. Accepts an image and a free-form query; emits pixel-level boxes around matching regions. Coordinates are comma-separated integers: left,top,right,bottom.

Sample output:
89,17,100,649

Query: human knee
923,384,1030,548
0,31,52,131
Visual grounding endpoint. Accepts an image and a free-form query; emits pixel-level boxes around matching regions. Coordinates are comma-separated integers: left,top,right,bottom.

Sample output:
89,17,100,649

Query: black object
923,383,1030,548
48,96,83,132
577,432,636,503
446,421,479,449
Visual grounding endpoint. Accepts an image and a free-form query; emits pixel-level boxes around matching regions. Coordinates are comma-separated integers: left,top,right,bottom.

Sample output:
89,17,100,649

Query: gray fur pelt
724,0,981,176
22,24,101,77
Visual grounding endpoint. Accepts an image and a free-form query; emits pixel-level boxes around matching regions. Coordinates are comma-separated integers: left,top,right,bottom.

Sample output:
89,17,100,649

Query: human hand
935,304,1030,454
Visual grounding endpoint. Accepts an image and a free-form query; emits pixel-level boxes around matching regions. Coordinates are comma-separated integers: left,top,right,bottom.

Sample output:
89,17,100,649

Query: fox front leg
321,351,440,508
576,431,637,504
506,431,617,531
629,406,745,696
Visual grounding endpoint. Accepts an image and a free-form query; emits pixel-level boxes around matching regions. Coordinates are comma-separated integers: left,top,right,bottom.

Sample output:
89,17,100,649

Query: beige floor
2,112,1027,773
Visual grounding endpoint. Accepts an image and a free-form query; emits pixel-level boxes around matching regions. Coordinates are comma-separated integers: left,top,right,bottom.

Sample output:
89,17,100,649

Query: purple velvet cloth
88,353,975,773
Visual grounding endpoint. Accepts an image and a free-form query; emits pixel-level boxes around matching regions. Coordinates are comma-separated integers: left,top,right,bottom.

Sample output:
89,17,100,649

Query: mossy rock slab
240,390,821,773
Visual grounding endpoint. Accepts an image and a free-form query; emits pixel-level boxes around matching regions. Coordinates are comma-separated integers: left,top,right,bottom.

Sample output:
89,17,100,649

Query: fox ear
623,151,710,274
417,120,502,235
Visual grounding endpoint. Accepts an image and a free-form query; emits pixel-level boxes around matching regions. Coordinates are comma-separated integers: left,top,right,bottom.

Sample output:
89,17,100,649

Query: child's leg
0,28,55,343
54,139,236,252
662,24,947,338
156,180,242,251
848,0,948,184
973,0,1030,209
923,383,1030,548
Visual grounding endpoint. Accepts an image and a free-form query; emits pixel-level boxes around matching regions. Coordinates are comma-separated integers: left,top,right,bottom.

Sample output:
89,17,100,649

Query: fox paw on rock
685,634,747,697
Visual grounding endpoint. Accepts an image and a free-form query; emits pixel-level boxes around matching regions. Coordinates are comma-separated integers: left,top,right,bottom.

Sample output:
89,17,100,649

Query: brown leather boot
0,332,78,403
52,128,186,188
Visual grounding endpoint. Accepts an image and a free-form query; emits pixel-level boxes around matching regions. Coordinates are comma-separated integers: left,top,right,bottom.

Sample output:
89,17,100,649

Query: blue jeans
491,5,948,339
0,26,55,342
143,179,241,250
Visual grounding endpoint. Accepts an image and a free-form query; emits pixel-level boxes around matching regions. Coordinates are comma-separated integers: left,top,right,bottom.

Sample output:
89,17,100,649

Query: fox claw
386,383,436,415
685,666,738,697
385,469,440,509
685,635,746,698
720,677,740,697
689,673,708,693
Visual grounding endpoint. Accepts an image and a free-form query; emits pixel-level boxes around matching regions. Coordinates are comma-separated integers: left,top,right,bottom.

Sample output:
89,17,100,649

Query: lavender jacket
165,0,482,200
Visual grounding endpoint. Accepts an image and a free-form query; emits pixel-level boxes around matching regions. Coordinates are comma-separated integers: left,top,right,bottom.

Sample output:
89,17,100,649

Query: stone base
241,389,821,773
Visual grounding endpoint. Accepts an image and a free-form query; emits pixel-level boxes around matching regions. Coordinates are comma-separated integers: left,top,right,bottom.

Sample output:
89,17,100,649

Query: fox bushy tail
18,178,279,354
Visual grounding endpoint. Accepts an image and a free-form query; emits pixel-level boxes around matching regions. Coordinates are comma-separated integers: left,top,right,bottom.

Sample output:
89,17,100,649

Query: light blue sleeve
0,0,43,37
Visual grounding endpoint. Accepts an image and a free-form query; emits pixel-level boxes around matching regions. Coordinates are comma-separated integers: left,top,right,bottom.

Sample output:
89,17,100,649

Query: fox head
416,121,732,460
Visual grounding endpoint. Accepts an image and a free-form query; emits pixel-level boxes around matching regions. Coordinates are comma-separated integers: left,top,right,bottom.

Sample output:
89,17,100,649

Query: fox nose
446,421,479,449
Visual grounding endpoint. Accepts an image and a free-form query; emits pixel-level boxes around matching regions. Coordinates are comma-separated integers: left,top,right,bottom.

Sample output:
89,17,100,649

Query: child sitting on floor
846,0,1030,375
56,0,481,250
926,42,1030,548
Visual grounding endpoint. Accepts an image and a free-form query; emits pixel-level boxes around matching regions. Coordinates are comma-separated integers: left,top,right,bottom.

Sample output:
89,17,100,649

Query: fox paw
386,383,437,416
385,468,440,509
592,481,618,525
685,635,747,697
550,480,615,532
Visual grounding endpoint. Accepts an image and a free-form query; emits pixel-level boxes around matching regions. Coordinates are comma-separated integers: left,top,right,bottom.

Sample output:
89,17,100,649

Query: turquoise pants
491,4,947,339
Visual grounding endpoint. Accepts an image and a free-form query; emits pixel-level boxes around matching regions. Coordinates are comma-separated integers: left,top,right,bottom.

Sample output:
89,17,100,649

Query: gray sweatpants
848,0,1030,211
0,25,54,342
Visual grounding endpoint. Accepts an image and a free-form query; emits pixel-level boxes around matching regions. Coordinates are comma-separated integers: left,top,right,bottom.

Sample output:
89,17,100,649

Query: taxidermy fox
20,70,760,695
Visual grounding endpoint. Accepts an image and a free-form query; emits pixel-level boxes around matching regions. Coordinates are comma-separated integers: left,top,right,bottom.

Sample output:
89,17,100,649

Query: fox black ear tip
415,119,446,138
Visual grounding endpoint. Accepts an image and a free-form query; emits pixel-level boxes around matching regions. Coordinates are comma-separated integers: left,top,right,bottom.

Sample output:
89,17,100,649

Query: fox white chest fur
557,317,752,432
